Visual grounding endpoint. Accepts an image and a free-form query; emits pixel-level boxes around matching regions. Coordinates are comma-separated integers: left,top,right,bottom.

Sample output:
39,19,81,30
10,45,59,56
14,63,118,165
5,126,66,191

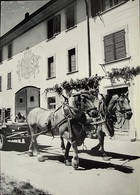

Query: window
0,109,1,122
68,48,77,72
19,97,23,103
8,43,13,59
7,72,12,89
104,30,126,63
0,108,11,122
0,49,3,63
6,108,11,121
47,97,56,109
66,5,76,29
91,0,125,17
47,56,55,78
102,0,124,11
30,96,34,102
0,76,2,91
47,14,61,39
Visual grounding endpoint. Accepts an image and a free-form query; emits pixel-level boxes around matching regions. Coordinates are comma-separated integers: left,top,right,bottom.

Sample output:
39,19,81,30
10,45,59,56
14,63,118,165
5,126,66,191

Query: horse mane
99,94,118,118
108,94,119,112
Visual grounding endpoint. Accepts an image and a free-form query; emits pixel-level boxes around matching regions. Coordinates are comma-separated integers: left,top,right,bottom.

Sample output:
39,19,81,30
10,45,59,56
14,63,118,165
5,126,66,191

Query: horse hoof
27,151,33,157
102,156,111,161
73,164,79,170
61,149,65,154
38,156,45,162
65,160,71,166
72,157,79,169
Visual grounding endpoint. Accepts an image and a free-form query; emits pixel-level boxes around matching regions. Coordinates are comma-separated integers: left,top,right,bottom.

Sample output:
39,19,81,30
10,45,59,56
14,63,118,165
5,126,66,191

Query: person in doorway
15,112,26,123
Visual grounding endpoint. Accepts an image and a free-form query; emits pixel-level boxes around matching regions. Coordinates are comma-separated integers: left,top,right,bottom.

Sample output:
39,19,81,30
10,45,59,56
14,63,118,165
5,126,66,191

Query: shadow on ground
78,143,140,161
2,141,52,152
3,142,140,174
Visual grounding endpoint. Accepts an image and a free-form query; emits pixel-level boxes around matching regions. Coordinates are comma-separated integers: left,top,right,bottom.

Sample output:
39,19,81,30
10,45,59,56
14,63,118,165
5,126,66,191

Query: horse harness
99,94,130,130
50,101,85,139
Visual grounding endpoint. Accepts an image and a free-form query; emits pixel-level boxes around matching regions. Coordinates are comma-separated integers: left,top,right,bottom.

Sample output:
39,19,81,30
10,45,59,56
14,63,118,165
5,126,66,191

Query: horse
27,90,98,169
96,92,133,158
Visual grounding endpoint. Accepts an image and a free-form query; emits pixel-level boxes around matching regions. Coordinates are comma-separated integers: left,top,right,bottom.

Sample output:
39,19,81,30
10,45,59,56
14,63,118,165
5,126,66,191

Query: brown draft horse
27,90,98,169
96,92,133,158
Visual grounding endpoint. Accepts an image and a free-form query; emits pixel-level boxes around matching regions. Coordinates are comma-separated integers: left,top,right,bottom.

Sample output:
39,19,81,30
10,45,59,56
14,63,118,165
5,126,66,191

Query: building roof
0,0,75,47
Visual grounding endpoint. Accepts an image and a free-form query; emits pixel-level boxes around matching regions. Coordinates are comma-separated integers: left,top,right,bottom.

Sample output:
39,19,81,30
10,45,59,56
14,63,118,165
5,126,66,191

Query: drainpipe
84,0,91,77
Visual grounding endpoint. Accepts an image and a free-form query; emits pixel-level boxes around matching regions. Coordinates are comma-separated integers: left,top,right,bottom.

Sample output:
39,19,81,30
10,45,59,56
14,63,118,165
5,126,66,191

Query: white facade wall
0,0,89,119
90,0,140,140
0,0,139,140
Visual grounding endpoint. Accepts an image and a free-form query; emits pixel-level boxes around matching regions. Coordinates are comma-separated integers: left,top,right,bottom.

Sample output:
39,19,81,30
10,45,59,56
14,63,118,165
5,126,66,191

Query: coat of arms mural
17,49,41,81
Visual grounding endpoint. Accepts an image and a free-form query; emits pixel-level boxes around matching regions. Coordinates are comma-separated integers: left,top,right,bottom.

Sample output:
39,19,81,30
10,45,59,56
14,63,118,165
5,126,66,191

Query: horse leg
60,136,65,152
71,141,79,169
97,125,112,161
97,125,106,157
27,125,34,156
28,125,45,162
64,141,71,166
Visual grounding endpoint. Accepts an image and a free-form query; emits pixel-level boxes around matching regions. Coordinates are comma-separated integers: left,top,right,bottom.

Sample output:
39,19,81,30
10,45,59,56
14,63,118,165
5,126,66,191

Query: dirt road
1,135,140,195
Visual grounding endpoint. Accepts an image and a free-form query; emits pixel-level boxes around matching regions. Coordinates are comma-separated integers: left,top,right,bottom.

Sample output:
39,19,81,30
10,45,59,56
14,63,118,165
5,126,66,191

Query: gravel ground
1,135,140,195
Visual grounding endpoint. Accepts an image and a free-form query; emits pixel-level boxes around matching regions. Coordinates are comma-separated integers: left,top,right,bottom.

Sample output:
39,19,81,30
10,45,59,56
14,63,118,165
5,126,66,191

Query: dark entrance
15,87,40,118
107,87,129,132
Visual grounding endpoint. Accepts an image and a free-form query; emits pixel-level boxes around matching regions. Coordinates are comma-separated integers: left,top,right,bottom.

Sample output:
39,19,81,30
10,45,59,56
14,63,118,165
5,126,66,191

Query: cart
0,122,31,150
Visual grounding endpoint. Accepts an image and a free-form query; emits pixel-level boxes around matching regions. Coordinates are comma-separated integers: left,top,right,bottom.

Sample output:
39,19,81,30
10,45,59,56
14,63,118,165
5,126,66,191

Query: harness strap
62,104,73,139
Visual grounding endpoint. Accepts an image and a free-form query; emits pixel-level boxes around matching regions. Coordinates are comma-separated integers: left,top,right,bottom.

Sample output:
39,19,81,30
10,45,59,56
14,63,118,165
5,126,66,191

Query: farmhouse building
0,0,139,140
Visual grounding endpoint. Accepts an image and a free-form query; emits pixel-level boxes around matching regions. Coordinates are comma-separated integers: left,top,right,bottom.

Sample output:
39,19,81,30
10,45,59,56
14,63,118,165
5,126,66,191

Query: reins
99,94,128,130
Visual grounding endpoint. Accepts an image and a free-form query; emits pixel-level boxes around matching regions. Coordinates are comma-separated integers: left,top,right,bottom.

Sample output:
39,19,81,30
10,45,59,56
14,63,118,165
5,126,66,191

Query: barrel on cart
0,123,31,150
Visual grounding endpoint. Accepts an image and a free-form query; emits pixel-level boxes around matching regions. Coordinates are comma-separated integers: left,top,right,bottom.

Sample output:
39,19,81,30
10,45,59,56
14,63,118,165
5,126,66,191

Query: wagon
0,122,31,150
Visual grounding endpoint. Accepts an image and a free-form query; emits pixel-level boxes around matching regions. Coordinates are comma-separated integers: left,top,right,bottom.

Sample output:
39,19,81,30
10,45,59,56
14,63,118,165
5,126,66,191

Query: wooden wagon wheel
0,134,7,150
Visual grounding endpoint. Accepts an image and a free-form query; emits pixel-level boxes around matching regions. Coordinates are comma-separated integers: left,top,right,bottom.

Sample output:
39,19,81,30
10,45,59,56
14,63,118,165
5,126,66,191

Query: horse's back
27,107,52,127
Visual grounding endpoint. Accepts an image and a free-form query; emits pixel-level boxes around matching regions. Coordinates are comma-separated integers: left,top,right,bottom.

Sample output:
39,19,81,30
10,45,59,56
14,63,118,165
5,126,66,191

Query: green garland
45,66,140,95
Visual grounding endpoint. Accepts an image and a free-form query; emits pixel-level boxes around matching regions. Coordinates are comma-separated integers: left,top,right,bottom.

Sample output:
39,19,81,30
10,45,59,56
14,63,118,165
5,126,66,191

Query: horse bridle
112,95,131,115
109,96,132,129
63,94,96,117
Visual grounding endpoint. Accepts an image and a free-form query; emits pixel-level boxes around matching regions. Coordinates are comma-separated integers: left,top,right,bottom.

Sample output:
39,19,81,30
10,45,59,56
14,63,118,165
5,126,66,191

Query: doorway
107,87,129,133
15,86,40,119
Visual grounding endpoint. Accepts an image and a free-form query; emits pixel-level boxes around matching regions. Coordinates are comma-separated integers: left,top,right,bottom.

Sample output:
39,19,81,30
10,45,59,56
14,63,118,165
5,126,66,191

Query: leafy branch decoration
45,66,140,96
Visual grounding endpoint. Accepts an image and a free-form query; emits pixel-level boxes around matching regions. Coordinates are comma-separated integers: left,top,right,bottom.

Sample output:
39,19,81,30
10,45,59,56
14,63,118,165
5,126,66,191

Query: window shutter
71,54,76,72
66,6,75,29
91,0,101,17
68,48,76,72
114,30,126,60
47,19,53,39
0,76,2,91
0,49,3,63
8,43,12,59
7,72,11,89
48,57,55,78
54,14,61,34
104,34,115,62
